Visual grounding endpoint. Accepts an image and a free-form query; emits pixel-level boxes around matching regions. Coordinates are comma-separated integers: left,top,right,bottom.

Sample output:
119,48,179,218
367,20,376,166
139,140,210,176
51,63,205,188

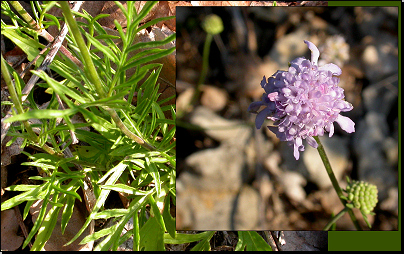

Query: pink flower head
248,40,355,160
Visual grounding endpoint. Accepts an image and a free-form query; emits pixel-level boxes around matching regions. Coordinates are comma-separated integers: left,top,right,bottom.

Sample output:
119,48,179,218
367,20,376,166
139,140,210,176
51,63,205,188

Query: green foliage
1,1,176,250
235,231,273,251
2,1,283,251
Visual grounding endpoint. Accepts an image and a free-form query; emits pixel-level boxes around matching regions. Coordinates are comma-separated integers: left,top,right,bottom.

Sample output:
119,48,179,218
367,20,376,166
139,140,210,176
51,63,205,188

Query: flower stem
313,136,362,230
323,207,349,230
191,33,213,106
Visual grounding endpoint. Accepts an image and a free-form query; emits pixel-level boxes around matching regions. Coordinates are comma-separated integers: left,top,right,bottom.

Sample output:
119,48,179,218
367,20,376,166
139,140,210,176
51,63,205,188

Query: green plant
164,231,274,251
1,1,175,250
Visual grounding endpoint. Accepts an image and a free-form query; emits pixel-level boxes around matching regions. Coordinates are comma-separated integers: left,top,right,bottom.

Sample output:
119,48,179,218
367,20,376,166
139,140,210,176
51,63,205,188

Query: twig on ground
263,231,278,251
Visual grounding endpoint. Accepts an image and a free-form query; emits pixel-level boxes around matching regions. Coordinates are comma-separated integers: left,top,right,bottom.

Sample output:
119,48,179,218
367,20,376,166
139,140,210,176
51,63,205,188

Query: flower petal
306,136,318,148
319,63,342,76
335,114,355,133
267,126,278,135
337,101,353,112
304,40,320,66
327,123,335,137
268,92,279,101
260,76,267,88
248,101,264,113
293,142,300,160
255,108,271,129
293,137,304,160
290,57,306,69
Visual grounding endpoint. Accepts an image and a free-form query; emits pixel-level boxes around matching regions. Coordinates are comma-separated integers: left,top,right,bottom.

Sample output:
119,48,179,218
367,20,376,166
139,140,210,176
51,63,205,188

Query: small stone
200,85,228,112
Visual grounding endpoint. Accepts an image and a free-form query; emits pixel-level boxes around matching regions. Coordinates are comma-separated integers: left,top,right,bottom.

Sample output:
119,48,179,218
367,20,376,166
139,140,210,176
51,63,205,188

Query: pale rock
279,171,307,203
189,106,251,144
303,135,349,190
200,85,228,112
1,209,24,251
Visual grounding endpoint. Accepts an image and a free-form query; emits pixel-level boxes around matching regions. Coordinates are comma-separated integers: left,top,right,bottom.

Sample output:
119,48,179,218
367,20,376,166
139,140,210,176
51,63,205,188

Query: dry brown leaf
3,46,26,67
1,209,24,251
1,136,24,167
191,1,224,6
145,1,176,32
49,1,177,32
200,85,228,112
1,166,7,198
224,1,253,6
173,1,194,7
48,1,176,35
47,1,111,37
98,1,127,29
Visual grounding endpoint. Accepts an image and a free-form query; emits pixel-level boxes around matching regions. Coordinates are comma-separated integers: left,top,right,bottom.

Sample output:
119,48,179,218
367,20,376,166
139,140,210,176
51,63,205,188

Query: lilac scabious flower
248,40,355,160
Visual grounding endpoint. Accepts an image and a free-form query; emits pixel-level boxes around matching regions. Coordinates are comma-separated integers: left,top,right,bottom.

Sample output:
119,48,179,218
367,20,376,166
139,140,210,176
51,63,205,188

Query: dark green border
328,1,401,251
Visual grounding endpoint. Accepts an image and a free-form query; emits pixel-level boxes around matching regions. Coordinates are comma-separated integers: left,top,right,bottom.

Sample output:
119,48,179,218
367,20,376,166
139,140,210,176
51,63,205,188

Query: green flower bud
202,14,224,35
345,180,378,214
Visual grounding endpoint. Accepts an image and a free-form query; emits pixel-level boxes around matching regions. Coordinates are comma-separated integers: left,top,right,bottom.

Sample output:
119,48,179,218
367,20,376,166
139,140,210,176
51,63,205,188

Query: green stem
9,1,40,30
1,55,58,156
59,1,105,99
2,56,38,141
323,207,349,230
191,33,213,106
313,136,362,230
106,107,156,151
2,56,25,119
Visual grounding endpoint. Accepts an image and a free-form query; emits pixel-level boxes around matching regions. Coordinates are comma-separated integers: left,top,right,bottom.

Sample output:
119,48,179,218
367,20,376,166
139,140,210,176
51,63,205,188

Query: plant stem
191,33,213,106
1,55,58,156
313,136,362,230
106,107,156,151
59,1,105,99
2,56,26,120
2,56,38,141
323,207,349,230
8,1,40,30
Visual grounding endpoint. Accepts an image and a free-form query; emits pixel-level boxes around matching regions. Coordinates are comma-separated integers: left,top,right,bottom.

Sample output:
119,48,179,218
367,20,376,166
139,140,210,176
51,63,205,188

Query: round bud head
346,180,378,214
202,14,224,35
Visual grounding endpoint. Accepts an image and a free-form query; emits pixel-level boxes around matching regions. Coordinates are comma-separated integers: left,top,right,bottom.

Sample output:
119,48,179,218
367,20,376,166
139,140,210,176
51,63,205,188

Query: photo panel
175,3,398,235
